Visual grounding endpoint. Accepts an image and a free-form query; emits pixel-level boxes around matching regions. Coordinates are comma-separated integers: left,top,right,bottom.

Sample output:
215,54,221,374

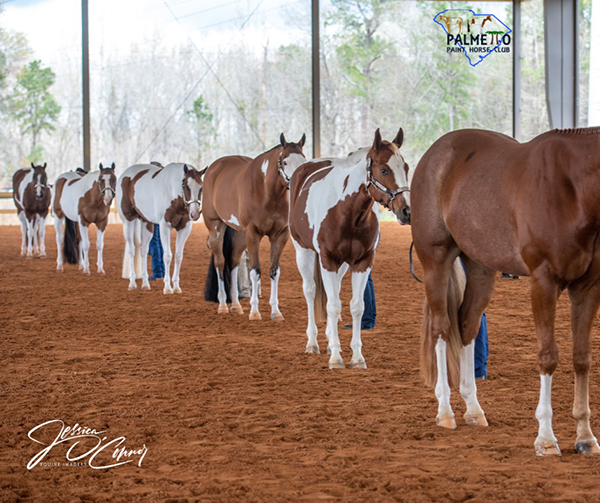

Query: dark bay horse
202,133,306,320
411,127,600,457
289,129,410,368
12,163,51,258
53,163,117,274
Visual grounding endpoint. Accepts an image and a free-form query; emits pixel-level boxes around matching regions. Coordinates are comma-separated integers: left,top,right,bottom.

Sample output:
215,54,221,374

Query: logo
27,419,148,470
434,9,512,67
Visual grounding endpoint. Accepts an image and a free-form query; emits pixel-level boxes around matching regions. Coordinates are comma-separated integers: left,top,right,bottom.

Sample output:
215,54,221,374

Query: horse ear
111,162,115,170
99,163,104,170
31,162,35,169
372,128,382,151
280,133,287,147
393,128,404,148
42,162,47,169
299,133,306,147
183,164,189,174
199,166,208,177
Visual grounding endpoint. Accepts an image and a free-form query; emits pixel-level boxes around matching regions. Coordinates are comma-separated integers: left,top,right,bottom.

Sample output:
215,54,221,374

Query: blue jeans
149,224,164,278
474,312,488,378
361,272,376,329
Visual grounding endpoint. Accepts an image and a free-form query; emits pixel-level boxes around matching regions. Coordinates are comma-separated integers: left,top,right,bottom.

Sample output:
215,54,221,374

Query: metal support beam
544,0,577,129
312,0,320,159
512,0,521,140
82,0,91,171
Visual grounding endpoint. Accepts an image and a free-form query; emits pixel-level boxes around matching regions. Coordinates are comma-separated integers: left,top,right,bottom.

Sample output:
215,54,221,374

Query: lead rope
409,241,424,284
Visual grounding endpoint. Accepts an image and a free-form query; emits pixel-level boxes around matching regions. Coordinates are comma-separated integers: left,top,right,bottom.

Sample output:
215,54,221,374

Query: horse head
30,162,48,200
278,133,307,188
98,162,117,206
366,128,411,225
182,164,205,221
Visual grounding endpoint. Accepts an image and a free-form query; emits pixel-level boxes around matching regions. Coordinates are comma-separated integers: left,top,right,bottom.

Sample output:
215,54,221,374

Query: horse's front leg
569,281,600,455
38,215,47,258
18,212,27,256
159,222,173,294
171,222,193,294
32,216,40,256
267,227,289,322
531,271,560,456
246,228,263,321
349,268,370,369
25,216,35,258
96,222,107,274
79,222,91,275
321,266,344,368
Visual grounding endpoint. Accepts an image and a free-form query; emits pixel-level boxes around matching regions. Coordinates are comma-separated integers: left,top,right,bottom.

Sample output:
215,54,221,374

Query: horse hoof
163,289,173,295
217,305,229,314
141,284,151,291
26,255,33,260
174,287,182,294
97,270,105,275
535,441,561,457
436,415,457,430
464,413,488,427
349,359,367,369
56,266,64,272
271,313,285,322
39,254,47,259
230,305,244,315
249,312,262,321
128,284,137,291
305,345,320,355
329,359,345,369
575,440,600,455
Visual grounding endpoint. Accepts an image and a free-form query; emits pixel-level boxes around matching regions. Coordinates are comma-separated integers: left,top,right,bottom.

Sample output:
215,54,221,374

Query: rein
277,153,291,190
409,241,424,284
365,156,410,209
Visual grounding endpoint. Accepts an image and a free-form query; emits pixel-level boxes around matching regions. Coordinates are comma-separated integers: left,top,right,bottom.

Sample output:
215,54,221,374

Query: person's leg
361,272,376,329
149,223,164,279
474,312,489,379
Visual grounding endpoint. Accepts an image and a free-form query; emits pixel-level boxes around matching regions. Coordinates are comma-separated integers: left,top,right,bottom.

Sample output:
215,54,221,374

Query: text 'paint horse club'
117,162,205,294
411,127,600,457
12,163,52,258
202,133,307,321
52,163,117,274
289,128,410,369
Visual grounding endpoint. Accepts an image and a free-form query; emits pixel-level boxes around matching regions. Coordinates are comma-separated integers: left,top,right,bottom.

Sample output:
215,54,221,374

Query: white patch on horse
261,160,269,176
283,153,307,179
387,147,411,206
227,215,240,226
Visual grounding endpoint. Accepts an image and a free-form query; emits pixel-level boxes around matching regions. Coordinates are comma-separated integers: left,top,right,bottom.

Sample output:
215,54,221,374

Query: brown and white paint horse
53,163,117,274
289,128,410,369
202,133,307,320
117,162,204,294
12,163,52,258
411,127,600,456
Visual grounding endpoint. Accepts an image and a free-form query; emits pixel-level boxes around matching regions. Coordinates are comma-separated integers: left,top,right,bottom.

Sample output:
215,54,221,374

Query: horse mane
553,127,600,135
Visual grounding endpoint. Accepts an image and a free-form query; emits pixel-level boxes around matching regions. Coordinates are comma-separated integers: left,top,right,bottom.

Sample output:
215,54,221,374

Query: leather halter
365,155,410,209
277,153,291,190
182,177,201,207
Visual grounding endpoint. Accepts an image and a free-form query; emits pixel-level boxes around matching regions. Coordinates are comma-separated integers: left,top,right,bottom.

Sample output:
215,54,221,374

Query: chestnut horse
289,128,410,369
12,163,51,258
53,163,117,274
202,133,307,320
117,162,205,294
411,127,600,457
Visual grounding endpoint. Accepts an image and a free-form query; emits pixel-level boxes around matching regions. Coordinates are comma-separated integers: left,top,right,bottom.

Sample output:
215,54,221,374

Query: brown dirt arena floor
3,222,600,502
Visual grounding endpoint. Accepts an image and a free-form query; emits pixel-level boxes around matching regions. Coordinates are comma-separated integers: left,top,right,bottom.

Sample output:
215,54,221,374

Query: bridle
278,152,291,190
182,177,202,207
365,155,410,209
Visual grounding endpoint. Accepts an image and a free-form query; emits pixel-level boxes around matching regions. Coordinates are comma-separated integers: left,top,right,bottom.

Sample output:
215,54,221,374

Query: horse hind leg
123,220,138,290
139,223,153,290
569,281,600,455
458,257,495,427
208,221,230,313
268,228,289,322
54,216,65,272
229,228,247,314
293,240,319,354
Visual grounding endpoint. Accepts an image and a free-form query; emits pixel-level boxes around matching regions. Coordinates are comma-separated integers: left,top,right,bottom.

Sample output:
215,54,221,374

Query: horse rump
419,258,465,388
63,218,80,265
204,225,235,303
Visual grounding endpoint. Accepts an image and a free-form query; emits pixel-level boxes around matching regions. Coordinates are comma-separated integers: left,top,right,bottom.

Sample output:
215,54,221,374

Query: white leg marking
216,267,229,312
269,267,283,320
249,269,261,319
460,340,487,425
435,335,456,428
293,241,319,354
96,229,105,274
349,270,369,369
321,267,344,368
159,223,173,294
54,217,64,271
535,374,560,455
172,223,192,293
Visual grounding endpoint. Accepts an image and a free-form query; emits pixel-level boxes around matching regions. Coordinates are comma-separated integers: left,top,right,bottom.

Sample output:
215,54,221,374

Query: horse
289,128,410,369
411,127,600,457
53,163,117,274
202,133,307,320
116,162,205,294
437,14,463,35
12,163,52,258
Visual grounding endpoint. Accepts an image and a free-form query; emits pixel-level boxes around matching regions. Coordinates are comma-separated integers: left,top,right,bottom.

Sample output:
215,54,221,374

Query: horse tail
313,255,327,324
63,218,80,265
420,258,465,388
121,220,144,279
204,226,234,303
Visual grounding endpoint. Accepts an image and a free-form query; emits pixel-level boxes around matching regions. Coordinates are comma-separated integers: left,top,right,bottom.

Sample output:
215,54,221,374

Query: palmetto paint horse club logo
434,9,512,67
